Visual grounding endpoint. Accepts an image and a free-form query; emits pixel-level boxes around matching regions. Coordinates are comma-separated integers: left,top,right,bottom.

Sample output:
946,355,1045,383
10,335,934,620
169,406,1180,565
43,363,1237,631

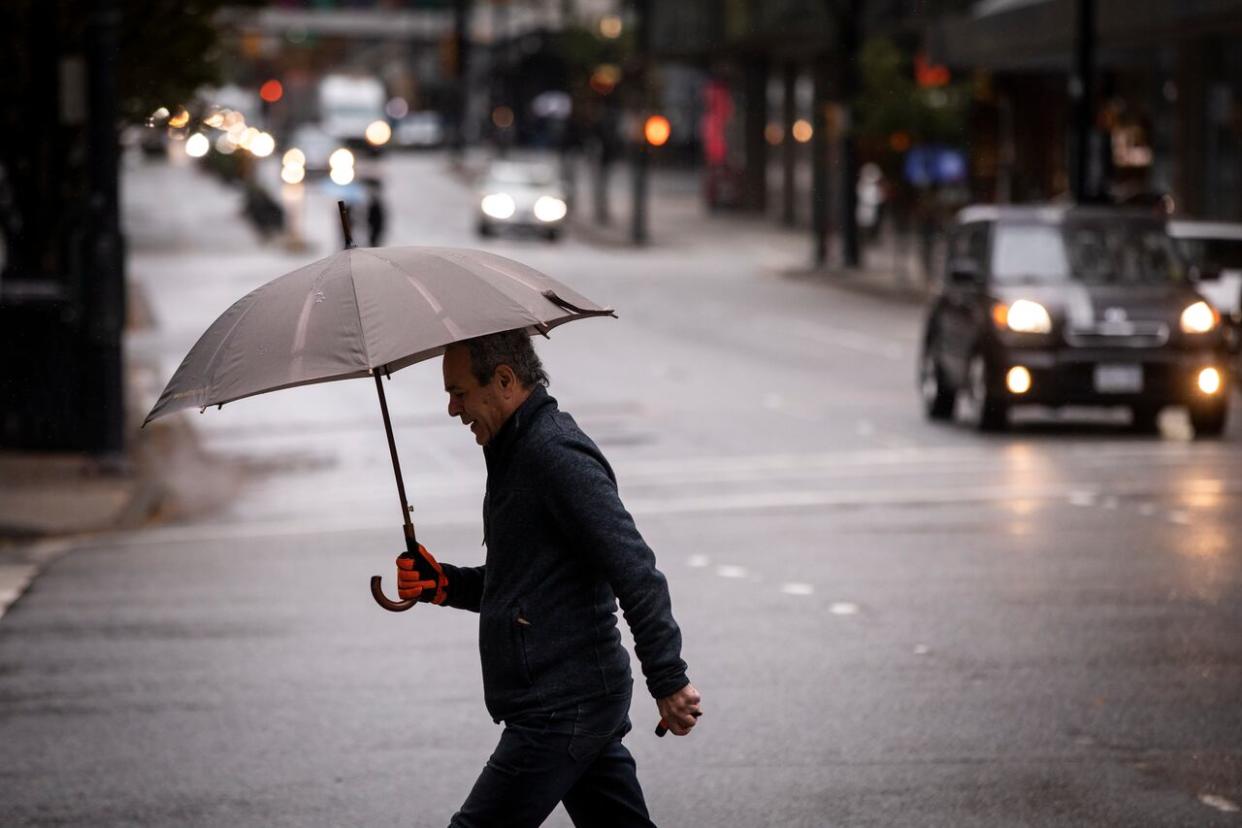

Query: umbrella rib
346,251,376,369
202,257,339,399
358,248,539,343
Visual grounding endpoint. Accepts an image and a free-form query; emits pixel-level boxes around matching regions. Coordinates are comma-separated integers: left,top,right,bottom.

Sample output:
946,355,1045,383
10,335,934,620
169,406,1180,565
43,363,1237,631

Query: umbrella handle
370,575,417,612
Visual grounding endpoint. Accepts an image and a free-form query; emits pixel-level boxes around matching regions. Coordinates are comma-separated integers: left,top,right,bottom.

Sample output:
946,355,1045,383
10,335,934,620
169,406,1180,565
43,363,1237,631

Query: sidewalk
0,150,260,618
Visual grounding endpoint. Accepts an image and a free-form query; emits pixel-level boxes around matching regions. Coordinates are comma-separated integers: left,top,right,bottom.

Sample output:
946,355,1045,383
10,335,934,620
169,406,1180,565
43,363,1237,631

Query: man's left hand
657,683,702,736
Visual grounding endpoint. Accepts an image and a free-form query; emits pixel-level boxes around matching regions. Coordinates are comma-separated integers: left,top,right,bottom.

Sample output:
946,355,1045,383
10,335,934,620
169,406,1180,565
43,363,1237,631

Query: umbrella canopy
144,245,613,425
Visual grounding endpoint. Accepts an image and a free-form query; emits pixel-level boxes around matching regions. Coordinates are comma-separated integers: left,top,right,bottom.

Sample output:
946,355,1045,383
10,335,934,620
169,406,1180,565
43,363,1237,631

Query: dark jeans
449,692,656,828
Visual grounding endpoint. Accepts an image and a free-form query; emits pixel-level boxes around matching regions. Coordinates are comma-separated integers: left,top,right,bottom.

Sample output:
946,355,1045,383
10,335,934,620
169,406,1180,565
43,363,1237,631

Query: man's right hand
396,545,449,604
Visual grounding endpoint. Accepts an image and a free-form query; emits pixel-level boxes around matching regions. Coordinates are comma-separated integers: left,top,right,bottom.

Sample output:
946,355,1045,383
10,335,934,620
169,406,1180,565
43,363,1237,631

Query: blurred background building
4,0,1242,451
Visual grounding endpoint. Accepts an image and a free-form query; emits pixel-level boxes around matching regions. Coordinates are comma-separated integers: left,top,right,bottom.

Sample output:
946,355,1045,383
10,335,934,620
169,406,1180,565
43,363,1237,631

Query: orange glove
396,545,449,605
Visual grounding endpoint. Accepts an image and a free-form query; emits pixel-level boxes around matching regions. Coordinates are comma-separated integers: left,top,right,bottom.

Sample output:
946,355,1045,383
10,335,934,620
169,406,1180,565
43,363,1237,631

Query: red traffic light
259,79,284,103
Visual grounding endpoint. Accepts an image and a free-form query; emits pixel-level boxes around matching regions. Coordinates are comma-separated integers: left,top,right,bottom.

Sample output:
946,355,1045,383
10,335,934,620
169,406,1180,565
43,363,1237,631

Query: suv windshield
1175,237,1242,271
992,222,1186,286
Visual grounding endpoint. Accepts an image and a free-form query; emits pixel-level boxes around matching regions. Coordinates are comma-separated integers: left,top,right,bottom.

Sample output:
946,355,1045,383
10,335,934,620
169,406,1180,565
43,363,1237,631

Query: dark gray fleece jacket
440,386,689,722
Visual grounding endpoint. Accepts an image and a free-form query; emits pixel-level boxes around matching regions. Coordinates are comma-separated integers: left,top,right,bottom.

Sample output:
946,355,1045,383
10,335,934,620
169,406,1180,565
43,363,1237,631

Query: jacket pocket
515,604,534,687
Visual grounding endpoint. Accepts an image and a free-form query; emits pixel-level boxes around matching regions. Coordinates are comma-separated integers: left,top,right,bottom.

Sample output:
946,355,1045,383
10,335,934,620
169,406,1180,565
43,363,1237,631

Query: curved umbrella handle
370,575,417,612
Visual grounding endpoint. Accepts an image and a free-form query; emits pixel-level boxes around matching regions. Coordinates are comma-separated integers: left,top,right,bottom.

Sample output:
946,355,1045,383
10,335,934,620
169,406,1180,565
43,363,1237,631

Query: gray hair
460,329,549,389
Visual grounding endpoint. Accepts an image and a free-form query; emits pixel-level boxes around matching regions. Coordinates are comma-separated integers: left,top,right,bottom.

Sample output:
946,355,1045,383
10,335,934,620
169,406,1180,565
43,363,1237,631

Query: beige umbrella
145,203,615,610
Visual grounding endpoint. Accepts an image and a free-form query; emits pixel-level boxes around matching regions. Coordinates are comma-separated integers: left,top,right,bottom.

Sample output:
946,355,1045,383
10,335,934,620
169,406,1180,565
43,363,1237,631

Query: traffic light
643,114,670,147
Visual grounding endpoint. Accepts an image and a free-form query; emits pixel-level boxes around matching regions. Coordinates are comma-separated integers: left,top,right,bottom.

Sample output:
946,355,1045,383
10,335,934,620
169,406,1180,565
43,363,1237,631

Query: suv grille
1064,322,1169,348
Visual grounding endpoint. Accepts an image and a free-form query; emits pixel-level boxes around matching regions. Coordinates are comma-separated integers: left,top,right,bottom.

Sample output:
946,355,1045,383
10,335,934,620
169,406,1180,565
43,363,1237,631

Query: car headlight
533,196,567,223
996,299,1052,334
1180,300,1218,334
481,193,516,220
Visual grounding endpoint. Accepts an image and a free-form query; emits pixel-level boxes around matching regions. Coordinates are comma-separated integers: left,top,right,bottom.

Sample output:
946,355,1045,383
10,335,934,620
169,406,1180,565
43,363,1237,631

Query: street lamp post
83,0,126,461
629,0,651,246
1071,0,1097,203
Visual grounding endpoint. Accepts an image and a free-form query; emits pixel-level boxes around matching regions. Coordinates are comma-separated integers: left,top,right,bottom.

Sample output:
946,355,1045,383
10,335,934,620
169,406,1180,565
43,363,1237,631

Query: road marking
687,554,710,568
781,582,814,596
99,472,1242,549
716,565,748,579
913,644,931,655
829,602,859,616
1168,510,1191,525
1069,490,1097,507
1200,794,1239,813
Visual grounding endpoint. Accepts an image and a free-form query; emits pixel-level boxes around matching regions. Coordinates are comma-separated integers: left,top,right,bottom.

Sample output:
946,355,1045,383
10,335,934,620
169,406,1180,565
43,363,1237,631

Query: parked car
1168,220,1242,378
919,205,1231,435
476,159,568,241
394,111,445,149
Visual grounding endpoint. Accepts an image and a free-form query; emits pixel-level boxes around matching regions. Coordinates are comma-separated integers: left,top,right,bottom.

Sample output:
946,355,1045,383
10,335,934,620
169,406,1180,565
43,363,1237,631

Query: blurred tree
115,0,261,124
855,36,969,150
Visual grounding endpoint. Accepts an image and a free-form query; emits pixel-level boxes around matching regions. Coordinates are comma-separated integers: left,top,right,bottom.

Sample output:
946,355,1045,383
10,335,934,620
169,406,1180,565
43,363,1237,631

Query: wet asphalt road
1,151,1240,827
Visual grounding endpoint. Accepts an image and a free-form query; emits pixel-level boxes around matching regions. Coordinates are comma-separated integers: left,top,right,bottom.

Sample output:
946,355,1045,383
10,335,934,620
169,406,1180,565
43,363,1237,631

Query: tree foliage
116,0,259,124
855,35,969,148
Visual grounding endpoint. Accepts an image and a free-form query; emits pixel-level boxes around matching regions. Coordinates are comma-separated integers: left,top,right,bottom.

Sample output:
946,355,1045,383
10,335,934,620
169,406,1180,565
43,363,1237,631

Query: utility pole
450,0,471,163
83,0,125,460
743,56,769,213
838,0,862,268
1070,0,1096,202
811,54,830,267
781,63,797,227
628,0,651,245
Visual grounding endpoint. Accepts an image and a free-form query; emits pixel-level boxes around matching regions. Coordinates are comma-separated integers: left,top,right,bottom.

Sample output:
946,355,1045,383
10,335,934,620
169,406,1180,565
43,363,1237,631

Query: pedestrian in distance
365,178,387,247
395,330,701,828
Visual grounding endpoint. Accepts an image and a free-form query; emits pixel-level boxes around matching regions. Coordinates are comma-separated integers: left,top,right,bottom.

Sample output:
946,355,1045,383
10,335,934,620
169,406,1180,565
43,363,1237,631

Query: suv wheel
965,352,1008,432
1189,399,1228,438
920,349,955,421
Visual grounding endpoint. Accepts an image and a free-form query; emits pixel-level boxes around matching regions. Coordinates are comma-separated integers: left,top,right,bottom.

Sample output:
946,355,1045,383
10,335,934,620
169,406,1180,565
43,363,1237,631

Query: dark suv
919,206,1231,435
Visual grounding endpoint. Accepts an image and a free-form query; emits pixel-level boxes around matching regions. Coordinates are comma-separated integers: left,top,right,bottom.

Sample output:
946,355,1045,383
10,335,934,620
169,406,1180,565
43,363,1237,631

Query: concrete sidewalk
0,151,261,618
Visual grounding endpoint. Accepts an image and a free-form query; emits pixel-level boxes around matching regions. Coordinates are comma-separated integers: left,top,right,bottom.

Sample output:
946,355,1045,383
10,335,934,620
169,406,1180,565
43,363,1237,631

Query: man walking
395,330,700,827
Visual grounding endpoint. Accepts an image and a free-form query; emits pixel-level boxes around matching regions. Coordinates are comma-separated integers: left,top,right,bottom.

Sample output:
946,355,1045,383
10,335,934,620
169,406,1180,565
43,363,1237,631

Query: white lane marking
1168,510,1191,525
100,474,1242,549
1200,794,1239,813
716,565,748,579
1069,490,1097,507
781,582,814,596
829,602,859,616
687,555,710,568
913,644,931,655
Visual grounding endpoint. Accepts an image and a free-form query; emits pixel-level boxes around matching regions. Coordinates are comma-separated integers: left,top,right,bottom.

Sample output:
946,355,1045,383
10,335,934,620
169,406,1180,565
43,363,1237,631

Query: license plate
1094,364,1143,393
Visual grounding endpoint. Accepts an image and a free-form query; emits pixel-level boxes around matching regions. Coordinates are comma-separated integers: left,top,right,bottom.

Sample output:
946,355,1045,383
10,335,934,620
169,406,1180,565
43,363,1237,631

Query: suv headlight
1180,300,1218,334
996,299,1052,334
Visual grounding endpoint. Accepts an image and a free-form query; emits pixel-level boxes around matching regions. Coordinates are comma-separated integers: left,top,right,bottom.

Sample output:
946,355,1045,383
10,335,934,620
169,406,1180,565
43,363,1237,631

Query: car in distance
394,111,445,149
476,160,568,241
1168,219,1242,379
919,205,1231,436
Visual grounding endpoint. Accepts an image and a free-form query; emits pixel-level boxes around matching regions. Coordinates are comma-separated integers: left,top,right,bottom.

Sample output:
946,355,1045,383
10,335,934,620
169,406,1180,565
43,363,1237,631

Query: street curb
772,264,932,306
0,539,74,621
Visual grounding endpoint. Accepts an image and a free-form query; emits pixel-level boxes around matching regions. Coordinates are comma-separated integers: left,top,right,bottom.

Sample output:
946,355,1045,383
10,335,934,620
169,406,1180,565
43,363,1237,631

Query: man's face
443,345,509,446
